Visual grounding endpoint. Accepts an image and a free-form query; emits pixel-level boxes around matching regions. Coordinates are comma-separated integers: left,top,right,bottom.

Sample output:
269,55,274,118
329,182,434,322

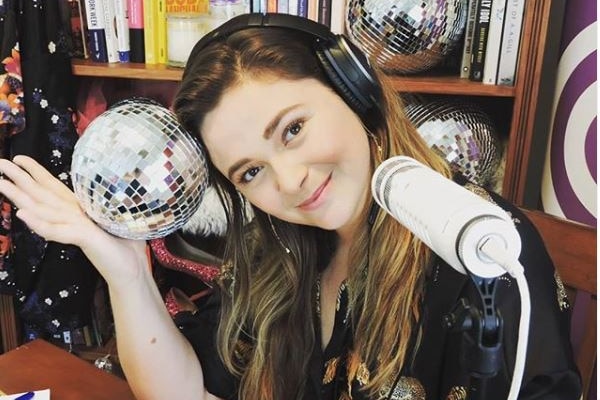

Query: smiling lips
297,173,332,210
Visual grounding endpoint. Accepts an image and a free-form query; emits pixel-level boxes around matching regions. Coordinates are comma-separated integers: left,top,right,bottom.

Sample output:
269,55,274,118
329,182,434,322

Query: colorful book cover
143,0,158,64
157,0,168,64
128,0,145,63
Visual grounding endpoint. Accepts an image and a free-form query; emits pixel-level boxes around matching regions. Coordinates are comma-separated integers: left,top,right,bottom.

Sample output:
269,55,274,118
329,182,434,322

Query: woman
0,13,580,400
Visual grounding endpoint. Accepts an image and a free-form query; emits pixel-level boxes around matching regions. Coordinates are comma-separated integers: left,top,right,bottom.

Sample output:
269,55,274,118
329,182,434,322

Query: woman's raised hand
0,155,149,290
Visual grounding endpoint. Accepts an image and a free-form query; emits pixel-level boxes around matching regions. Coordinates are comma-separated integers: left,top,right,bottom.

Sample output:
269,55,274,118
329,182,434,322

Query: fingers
12,155,77,204
0,156,95,245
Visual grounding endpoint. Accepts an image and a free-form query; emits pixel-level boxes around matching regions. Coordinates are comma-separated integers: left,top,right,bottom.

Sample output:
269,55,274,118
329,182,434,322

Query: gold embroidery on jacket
446,386,467,400
323,356,341,384
555,270,570,311
378,376,426,400
233,339,252,363
347,351,370,387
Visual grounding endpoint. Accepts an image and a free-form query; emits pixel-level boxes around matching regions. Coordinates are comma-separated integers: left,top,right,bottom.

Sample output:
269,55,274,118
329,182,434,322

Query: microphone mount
443,275,504,400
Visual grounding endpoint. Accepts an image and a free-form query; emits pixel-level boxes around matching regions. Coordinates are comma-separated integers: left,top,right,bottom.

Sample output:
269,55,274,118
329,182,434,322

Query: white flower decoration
45,298,53,305
0,271,7,280
52,319,60,327
40,99,48,108
48,41,56,53
59,290,69,298
51,114,59,124
58,172,68,181
52,149,61,157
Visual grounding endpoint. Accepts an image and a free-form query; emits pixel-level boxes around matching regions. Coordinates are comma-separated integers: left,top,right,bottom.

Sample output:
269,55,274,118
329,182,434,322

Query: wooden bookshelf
71,59,516,97
71,59,185,81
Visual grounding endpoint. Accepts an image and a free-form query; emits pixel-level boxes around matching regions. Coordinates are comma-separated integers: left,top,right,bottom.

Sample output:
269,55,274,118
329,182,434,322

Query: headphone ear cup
316,49,369,116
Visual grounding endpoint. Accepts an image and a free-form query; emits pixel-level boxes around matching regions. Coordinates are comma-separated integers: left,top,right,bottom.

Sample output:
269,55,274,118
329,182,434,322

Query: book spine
288,0,298,15
460,0,478,78
143,0,158,64
83,0,108,62
482,0,506,85
157,0,168,64
496,0,525,86
128,0,145,63
114,0,130,62
297,0,307,17
66,0,88,59
329,0,345,34
307,0,318,22
101,0,119,62
267,0,277,13
277,0,288,13
251,0,262,13
318,0,331,27
469,0,492,81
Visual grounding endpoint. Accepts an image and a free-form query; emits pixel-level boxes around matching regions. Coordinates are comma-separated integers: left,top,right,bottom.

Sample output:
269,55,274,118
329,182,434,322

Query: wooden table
0,339,136,399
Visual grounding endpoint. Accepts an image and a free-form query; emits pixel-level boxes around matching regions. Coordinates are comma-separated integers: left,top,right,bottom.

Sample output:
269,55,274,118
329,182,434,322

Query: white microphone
371,156,522,278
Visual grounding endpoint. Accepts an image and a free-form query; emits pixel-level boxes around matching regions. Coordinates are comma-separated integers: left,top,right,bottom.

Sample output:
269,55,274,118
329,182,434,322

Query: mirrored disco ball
405,99,503,188
71,98,208,240
347,0,467,73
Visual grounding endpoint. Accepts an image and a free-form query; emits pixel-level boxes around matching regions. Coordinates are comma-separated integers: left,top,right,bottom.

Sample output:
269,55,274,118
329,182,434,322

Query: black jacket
174,186,581,400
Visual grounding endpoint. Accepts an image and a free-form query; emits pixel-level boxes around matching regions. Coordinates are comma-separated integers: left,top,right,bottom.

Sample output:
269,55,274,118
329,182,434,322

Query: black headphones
186,13,382,117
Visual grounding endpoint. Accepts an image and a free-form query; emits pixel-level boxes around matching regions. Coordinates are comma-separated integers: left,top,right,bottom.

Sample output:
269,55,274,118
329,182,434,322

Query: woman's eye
240,165,262,183
282,120,303,144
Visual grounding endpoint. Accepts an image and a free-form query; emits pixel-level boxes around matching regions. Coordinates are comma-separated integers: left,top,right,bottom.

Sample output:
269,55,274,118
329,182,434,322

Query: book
307,0,318,22
459,0,478,79
318,0,331,27
469,0,492,81
68,0,89,59
277,0,289,13
83,0,108,62
496,0,525,86
101,0,120,62
114,0,130,62
143,0,158,64
128,0,145,63
329,0,345,34
482,0,506,85
297,0,308,17
157,0,168,64
288,0,299,16
267,0,277,13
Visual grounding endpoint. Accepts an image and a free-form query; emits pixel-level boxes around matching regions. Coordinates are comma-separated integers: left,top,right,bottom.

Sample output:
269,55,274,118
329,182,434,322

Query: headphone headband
187,13,382,116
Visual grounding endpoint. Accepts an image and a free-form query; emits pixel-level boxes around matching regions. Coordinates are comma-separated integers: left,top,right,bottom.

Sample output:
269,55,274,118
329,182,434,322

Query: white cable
478,237,531,400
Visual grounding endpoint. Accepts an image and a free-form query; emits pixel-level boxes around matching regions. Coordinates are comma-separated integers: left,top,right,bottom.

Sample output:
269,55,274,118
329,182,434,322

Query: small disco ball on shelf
346,0,468,74
404,98,504,189
71,98,208,240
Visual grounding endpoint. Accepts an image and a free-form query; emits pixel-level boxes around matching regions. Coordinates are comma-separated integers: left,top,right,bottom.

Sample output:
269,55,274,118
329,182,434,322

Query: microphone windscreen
71,98,208,240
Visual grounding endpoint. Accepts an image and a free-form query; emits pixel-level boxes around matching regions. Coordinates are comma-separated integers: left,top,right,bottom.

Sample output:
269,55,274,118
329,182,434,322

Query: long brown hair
173,27,450,399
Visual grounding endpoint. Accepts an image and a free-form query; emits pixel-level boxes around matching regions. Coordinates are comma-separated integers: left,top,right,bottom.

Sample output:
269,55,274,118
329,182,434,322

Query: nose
271,155,307,194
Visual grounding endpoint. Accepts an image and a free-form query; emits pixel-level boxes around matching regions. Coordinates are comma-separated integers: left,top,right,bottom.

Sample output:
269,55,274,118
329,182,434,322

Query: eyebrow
226,104,301,180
